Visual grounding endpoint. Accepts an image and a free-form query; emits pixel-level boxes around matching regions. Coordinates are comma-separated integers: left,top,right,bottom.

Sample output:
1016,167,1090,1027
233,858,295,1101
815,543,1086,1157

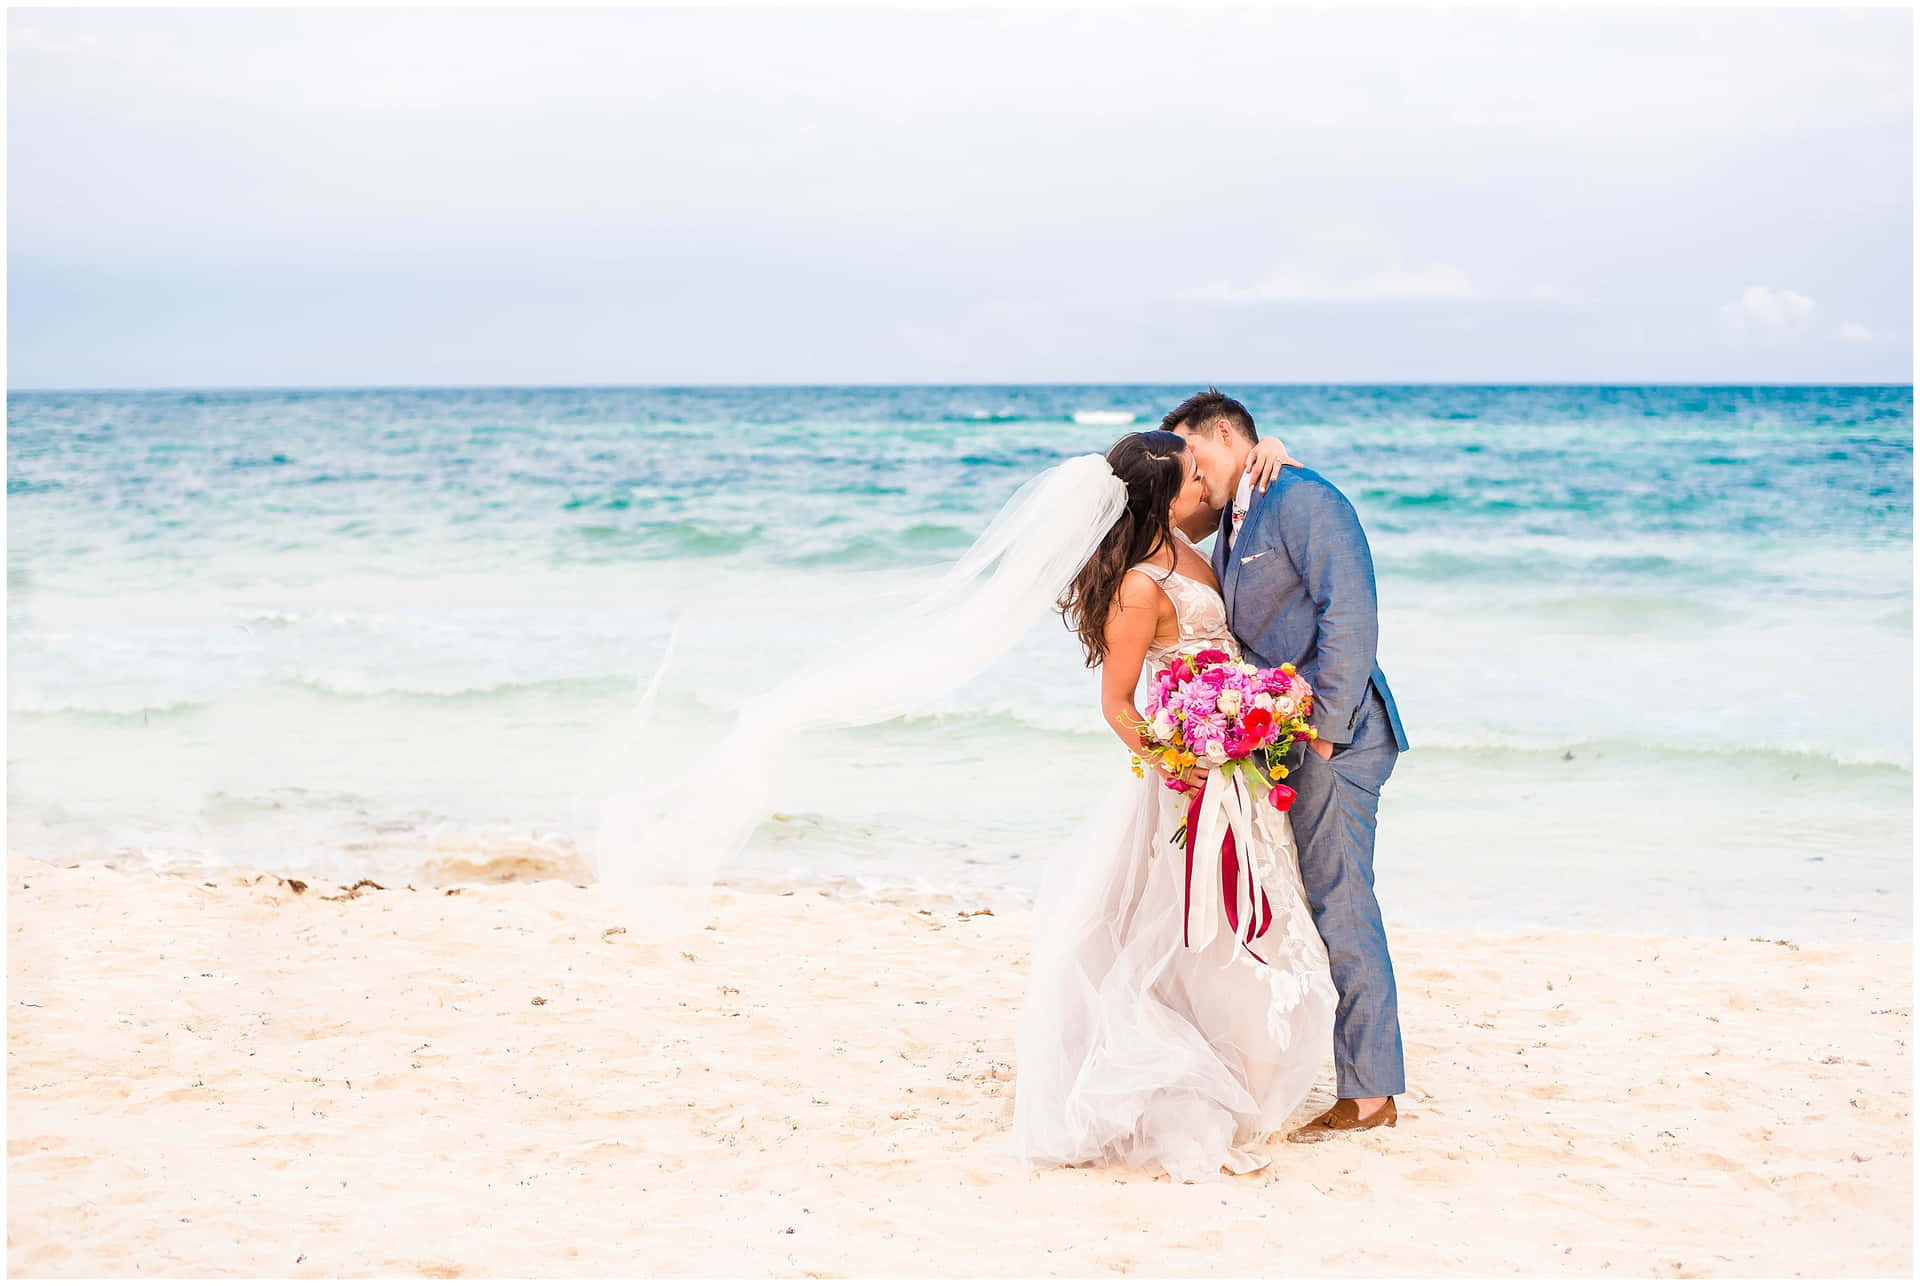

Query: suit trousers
1286,683,1405,1099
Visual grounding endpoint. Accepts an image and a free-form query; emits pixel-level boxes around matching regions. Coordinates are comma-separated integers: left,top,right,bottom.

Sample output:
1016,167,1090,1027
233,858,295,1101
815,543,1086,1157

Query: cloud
1181,262,1477,305
6,9,1909,385
8,23,101,56
1837,320,1876,344
1718,286,1815,343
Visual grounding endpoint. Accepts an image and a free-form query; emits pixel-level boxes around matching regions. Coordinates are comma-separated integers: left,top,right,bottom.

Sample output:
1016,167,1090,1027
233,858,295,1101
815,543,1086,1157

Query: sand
7,855,1912,1277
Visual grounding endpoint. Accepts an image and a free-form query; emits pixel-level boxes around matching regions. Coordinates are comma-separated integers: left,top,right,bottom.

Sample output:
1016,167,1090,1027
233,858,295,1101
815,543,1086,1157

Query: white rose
1251,693,1274,711
1275,695,1298,717
1150,711,1175,741
1217,689,1242,717
1205,738,1228,760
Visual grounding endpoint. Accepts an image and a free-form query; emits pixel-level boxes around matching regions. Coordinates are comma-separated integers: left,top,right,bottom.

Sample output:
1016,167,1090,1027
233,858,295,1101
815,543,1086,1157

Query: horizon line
10,379,1915,395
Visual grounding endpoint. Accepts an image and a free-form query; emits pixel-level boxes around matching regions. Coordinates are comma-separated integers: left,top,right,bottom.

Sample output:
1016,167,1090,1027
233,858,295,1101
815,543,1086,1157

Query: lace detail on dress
1132,533,1238,669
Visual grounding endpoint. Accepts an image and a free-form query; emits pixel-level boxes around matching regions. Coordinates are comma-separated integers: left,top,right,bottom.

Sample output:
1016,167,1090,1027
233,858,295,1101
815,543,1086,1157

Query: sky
7,5,1914,388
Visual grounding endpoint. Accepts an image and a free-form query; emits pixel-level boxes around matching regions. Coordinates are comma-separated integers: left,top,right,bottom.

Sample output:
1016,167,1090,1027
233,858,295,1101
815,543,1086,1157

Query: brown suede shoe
1286,1097,1397,1143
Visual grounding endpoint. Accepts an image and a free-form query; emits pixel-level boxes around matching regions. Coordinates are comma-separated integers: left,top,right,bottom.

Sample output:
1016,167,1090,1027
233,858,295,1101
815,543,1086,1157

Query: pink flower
1192,648,1231,667
1186,717,1227,748
1176,678,1220,713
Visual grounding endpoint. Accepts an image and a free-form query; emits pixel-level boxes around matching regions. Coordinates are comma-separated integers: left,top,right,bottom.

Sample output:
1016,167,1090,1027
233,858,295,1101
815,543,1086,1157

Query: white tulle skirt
1010,771,1338,1182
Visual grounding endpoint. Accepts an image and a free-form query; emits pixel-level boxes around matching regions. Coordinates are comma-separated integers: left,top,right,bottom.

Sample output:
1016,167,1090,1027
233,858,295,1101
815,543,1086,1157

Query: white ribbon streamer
1183,763,1272,963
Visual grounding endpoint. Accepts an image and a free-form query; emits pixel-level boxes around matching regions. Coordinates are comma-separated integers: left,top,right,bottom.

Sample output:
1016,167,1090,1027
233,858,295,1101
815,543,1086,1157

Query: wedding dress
1009,531,1338,1182
592,456,1334,1181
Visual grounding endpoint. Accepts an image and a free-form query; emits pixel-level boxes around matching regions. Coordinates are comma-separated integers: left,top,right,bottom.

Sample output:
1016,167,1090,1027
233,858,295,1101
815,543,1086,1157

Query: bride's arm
1100,573,1207,788
1244,435,1303,492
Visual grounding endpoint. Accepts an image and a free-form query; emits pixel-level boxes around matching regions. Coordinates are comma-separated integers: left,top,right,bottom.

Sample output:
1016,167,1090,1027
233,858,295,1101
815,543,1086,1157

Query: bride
1010,430,1337,1182
594,427,1334,1184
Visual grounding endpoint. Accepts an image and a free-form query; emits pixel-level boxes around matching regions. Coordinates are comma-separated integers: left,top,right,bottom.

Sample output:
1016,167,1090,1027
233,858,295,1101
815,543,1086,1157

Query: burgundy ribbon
1179,777,1274,965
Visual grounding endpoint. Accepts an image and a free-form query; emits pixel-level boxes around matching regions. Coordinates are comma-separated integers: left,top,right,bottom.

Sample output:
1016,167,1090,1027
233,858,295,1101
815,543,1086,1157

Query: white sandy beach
7,855,1912,1278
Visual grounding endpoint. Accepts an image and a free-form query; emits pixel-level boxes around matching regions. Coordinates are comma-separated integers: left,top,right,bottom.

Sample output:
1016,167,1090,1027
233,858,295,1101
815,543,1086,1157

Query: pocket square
1238,550,1272,565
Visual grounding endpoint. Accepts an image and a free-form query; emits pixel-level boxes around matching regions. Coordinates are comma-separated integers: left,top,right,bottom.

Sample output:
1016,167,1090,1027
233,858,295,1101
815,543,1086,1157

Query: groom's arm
1270,481,1381,747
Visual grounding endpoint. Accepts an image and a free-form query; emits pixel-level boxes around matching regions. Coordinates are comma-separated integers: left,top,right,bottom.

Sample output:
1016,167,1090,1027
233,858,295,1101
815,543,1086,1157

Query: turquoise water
8,385,1912,938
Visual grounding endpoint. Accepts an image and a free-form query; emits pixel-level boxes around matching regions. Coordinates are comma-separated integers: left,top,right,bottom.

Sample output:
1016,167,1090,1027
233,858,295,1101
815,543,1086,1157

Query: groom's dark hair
1162,387,1258,443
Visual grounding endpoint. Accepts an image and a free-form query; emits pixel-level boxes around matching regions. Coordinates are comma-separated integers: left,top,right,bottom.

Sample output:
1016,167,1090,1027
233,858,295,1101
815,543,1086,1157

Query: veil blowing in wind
590,453,1128,933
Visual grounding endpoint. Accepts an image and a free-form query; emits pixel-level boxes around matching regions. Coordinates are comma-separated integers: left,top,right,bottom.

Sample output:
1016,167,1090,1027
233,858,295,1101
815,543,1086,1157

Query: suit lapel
1217,505,1244,625
1223,533,1245,625
1223,477,1278,627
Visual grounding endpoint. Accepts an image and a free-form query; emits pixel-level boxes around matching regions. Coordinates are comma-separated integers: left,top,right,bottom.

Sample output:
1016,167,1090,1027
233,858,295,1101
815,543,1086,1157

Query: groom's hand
1307,739,1334,761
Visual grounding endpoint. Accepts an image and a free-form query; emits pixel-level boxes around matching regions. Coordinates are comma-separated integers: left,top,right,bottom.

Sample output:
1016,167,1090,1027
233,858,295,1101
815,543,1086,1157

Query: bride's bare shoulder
1118,562,1171,593
1115,564,1175,614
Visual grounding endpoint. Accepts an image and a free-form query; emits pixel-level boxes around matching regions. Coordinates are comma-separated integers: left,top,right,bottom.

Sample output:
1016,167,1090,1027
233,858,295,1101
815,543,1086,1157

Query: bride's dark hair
1058,430,1188,667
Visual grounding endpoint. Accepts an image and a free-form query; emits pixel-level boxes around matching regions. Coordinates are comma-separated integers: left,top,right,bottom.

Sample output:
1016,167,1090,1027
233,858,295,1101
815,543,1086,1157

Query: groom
1168,388,1412,1141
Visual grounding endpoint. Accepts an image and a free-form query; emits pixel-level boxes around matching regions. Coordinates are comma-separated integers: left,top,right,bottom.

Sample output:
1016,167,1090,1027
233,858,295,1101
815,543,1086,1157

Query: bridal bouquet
1131,649,1316,813
1130,649,1318,964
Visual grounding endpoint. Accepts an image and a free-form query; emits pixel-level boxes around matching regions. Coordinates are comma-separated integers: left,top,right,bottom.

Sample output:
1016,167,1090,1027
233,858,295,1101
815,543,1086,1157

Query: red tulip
1267,782,1296,811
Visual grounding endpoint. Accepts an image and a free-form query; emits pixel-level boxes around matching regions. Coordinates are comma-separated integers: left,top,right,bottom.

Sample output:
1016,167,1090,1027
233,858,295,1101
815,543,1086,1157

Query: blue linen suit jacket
1212,467,1410,752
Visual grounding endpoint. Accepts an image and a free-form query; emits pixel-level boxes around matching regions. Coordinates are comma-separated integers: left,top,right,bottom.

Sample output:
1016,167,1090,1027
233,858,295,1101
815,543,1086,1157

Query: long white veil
590,452,1128,935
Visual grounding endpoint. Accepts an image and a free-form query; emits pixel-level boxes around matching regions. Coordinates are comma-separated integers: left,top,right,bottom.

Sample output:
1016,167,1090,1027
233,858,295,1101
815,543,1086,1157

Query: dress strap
1129,564,1198,647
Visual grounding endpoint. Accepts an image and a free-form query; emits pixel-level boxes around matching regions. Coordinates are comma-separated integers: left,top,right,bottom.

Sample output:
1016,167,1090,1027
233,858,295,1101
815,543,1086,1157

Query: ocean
7,384,1912,941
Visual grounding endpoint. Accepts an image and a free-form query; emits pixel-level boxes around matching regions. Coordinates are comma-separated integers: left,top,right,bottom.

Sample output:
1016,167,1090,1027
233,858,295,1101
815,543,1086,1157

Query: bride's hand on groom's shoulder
1245,437,1303,492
